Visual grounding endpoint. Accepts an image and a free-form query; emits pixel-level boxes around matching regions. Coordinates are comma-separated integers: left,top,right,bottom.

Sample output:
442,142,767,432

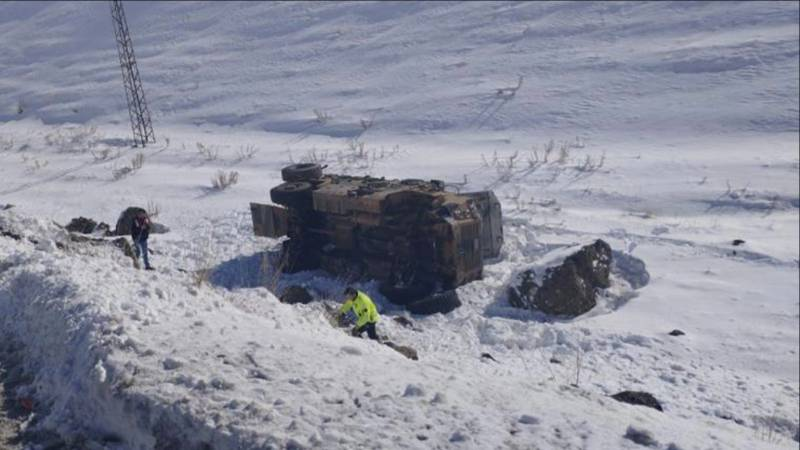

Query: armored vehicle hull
251,164,502,307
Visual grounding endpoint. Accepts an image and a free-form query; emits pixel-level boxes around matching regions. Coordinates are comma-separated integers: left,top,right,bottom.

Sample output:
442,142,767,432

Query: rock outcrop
509,240,612,317
611,390,663,412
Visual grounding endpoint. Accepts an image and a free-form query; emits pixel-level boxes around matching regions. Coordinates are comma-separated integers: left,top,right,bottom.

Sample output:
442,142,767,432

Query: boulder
508,269,538,309
279,285,314,304
611,391,663,412
509,240,612,317
384,341,419,360
66,217,97,234
393,316,415,328
403,384,425,397
668,329,685,337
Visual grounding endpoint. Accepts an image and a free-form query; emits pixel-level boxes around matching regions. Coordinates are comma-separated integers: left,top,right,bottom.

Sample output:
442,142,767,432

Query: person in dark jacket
131,210,153,270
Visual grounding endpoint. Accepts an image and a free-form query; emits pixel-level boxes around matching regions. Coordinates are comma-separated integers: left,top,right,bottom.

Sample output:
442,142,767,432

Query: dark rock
403,384,425,397
0,227,22,241
549,357,562,364
518,415,540,425
624,426,659,447
568,239,612,288
668,329,685,337
449,431,468,443
65,217,110,235
393,316,415,328
1,204,14,210
480,352,498,362
279,285,314,304
508,240,612,317
405,290,461,315
384,341,418,360
534,260,596,316
732,239,745,246
612,391,663,412
508,269,538,309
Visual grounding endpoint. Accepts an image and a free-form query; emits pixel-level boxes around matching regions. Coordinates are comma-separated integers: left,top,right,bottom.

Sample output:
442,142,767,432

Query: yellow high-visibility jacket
339,291,379,327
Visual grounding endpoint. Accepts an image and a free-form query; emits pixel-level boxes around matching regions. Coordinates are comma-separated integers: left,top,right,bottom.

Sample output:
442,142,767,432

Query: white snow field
0,1,798,449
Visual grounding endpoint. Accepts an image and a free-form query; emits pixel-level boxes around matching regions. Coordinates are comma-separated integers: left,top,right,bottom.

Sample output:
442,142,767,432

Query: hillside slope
0,1,798,449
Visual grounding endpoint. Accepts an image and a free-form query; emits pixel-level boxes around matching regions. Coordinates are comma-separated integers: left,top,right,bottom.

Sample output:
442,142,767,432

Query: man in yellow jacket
338,287,380,340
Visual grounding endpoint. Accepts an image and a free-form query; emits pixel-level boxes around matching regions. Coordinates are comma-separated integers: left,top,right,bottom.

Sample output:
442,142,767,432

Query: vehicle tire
406,290,461,315
281,163,323,182
379,279,435,306
270,182,313,209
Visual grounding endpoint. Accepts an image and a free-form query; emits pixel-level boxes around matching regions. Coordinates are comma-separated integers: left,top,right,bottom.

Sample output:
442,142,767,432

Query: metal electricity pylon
110,0,155,147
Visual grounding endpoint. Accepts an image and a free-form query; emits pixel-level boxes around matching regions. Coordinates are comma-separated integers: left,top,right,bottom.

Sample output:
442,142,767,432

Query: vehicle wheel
281,163,323,182
406,290,461,315
379,279,435,306
270,182,313,209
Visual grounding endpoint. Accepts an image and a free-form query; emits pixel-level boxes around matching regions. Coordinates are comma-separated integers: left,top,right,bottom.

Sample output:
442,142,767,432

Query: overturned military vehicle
250,163,502,312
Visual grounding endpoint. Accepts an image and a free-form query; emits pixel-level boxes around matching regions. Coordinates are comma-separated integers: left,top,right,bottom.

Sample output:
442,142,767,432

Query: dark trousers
352,322,378,340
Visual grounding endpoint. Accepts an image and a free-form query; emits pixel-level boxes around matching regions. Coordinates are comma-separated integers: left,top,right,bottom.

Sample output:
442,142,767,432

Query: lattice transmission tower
110,0,155,147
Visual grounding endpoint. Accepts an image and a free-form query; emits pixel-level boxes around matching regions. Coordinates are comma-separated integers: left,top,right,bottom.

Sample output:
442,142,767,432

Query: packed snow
0,1,798,449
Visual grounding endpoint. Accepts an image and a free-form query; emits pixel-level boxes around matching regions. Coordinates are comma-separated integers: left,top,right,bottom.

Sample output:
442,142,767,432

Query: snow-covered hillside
0,1,798,449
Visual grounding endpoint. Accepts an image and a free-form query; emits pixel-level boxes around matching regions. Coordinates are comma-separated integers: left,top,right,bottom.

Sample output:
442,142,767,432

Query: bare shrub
360,118,374,132
46,125,98,153
146,200,161,220
21,155,48,172
211,170,239,190
112,152,145,180
445,174,470,193
192,267,213,288
575,152,605,172
556,141,570,165
481,137,604,189
313,109,331,124
335,140,401,173
131,152,145,171
91,148,121,162
347,139,367,158
300,147,330,164
236,144,258,161
0,137,14,152
196,142,218,161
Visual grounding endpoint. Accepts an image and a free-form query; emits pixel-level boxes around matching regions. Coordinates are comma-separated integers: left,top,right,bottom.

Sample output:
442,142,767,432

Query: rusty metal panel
250,203,288,238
